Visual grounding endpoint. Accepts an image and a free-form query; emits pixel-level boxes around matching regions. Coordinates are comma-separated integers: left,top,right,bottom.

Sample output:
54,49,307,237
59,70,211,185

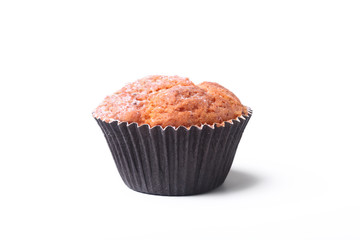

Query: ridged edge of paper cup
94,108,252,196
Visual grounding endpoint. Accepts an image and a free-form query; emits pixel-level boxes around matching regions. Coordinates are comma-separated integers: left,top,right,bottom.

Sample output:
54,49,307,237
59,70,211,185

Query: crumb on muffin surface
93,75,248,127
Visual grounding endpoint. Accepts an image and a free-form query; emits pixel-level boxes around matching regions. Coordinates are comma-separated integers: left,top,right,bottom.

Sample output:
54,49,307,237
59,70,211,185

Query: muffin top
93,75,248,128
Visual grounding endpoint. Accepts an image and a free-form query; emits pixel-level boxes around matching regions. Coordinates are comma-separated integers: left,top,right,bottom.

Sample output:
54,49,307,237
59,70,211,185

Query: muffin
93,75,252,195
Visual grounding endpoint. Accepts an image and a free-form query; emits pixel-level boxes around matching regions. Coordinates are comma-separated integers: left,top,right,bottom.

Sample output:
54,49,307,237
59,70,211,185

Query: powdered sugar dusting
93,75,247,127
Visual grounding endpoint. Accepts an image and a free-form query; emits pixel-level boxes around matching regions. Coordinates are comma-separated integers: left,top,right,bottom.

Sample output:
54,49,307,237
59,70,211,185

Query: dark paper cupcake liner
95,109,252,196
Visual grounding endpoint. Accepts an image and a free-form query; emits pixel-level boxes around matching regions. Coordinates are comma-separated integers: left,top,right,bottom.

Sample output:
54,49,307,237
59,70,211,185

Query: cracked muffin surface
93,75,248,127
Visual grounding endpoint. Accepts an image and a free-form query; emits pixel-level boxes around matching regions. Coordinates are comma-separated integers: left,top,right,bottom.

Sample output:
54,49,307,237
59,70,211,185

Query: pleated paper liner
95,109,252,196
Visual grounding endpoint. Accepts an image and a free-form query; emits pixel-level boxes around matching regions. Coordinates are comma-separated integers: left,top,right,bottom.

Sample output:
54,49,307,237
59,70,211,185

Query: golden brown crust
198,82,248,117
93,75,248,127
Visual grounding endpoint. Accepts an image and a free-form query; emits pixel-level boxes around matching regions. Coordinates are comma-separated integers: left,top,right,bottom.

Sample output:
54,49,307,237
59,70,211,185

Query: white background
1,0,360,239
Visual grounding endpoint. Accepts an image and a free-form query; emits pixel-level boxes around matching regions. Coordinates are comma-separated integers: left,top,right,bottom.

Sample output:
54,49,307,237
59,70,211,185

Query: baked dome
93,75,248,128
